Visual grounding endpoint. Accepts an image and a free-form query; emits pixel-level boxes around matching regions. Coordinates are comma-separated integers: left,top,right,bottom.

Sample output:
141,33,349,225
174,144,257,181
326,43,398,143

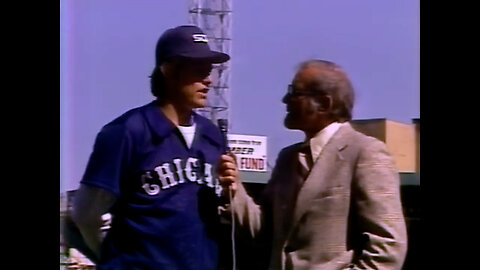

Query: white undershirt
177,123,196,148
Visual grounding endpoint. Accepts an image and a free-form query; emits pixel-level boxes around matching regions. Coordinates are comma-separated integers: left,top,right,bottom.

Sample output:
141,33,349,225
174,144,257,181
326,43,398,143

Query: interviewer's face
170,60,213,109
282,66,323,133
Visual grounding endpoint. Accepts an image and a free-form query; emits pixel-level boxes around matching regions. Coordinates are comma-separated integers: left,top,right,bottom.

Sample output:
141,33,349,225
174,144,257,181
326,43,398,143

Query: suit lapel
291,123,354,228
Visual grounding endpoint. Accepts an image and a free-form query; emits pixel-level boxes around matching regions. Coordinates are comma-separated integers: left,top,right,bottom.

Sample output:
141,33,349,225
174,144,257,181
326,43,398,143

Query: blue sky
60,0,419,192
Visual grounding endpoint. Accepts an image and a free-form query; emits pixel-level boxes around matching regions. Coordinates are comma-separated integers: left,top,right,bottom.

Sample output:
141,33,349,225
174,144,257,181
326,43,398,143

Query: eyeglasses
172,59,213,78
287,84,318,97
190,64,213,78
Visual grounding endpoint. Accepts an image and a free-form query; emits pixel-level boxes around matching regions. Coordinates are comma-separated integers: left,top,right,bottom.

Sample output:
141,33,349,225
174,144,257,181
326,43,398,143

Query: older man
218,59,408,270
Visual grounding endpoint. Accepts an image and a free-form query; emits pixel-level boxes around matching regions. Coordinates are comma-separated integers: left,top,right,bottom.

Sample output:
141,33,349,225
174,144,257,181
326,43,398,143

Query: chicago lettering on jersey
140,157,215,196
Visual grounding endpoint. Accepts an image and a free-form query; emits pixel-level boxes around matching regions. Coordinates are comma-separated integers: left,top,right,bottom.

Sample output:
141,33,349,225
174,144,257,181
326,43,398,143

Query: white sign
227,134,267,172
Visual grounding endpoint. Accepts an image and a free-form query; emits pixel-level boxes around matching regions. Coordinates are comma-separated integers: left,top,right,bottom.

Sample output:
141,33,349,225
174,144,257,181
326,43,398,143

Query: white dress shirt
310,122,346,162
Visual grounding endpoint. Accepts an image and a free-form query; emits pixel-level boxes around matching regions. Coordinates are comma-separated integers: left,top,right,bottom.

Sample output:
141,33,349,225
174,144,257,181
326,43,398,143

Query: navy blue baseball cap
155,25,230,66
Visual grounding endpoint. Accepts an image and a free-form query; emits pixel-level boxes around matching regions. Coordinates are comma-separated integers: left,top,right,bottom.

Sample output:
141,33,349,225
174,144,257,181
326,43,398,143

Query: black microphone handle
217,119,229,153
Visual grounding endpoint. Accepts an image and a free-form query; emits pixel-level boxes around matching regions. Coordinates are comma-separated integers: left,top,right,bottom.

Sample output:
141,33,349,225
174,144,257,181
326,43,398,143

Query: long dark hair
149,66,167,99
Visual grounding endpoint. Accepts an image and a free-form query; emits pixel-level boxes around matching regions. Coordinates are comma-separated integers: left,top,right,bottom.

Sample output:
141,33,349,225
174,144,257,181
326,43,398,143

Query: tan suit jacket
230,123,407,270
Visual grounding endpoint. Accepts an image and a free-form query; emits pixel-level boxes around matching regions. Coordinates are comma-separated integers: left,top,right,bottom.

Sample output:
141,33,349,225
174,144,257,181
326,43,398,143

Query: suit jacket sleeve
223,181,263,238
350,138,408,270
220,147,290,239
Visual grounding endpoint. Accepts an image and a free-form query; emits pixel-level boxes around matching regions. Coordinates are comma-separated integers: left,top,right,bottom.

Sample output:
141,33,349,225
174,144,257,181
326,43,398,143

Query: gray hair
298,59,355,122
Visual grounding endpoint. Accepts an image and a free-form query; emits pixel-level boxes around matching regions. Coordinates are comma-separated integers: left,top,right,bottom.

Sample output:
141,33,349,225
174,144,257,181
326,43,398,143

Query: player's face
173,60,213,109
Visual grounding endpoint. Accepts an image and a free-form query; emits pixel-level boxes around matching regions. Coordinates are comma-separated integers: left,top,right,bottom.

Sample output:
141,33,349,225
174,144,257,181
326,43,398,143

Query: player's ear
160,63,170,77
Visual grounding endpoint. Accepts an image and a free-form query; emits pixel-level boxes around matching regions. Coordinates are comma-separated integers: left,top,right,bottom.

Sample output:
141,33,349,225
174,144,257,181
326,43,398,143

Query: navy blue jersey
80,101,227,270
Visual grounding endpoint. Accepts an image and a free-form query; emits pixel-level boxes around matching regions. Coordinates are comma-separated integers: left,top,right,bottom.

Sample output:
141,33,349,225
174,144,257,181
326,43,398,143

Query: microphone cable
229,181,236,270
218,119,236,270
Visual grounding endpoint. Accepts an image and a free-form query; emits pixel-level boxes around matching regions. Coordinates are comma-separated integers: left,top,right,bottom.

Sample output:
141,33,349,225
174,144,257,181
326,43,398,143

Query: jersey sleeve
80,123,132,197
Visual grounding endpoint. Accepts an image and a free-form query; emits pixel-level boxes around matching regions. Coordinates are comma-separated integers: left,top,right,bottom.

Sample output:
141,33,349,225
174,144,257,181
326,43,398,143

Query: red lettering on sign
240,158,265,170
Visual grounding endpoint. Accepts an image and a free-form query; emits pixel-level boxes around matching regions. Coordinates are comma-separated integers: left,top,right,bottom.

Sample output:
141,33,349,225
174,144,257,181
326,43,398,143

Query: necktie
297,143,313,182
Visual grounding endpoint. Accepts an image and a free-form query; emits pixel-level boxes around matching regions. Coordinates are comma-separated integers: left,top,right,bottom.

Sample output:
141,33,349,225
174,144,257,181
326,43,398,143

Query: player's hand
217,153,239,194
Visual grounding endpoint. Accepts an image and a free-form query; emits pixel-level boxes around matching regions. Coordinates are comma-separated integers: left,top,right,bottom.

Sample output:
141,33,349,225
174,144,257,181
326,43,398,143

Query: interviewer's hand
217,153,239,196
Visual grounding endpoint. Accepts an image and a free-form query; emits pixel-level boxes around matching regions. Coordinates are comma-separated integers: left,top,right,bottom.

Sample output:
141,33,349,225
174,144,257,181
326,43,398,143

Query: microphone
217,119,228,153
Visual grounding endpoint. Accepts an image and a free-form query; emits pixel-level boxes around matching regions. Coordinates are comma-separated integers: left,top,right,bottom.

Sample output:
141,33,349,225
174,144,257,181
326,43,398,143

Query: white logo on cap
192,34,208,43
